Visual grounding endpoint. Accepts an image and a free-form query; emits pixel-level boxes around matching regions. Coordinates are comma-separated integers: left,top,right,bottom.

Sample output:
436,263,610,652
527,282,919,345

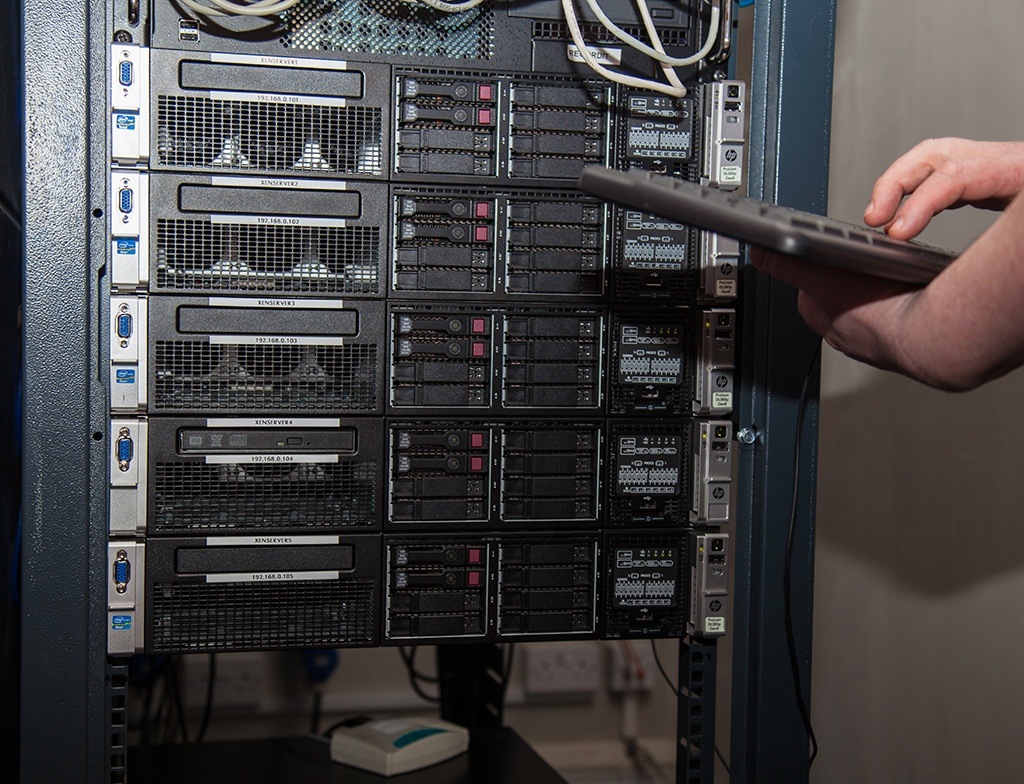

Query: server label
206,570,339,583
705,616,726,634
712,392,733,409
566,44,622,66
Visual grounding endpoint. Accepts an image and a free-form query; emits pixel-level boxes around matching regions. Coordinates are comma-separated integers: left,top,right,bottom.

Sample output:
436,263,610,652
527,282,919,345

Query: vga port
119,60,133,87
118,187,133,214
113,551,131,593
116,428,133,471
116,313,133,340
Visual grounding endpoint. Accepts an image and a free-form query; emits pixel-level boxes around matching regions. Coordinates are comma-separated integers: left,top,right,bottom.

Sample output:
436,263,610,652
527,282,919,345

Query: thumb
748,247,795,278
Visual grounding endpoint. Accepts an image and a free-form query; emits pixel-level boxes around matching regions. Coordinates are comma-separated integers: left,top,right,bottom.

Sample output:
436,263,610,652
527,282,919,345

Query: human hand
865,137,1024,240
752,181,1024,391
748,246,920,375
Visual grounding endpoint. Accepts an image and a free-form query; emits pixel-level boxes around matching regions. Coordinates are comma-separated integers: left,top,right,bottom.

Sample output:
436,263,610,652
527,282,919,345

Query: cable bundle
181,0,721,96
562,0,720,96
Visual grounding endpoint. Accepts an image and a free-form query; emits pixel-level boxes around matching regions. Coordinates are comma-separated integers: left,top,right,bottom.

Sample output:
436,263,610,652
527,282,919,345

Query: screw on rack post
736,427,759,445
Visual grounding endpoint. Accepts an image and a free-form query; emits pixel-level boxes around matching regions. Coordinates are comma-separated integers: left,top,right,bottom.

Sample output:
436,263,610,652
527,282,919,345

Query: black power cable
165,657,190,743
783,340,822,766
310,690,322,735
0,195,20,233
195,653,216,743
625,737,668,784
499,644,515,713
397,646,439,703
321,715,372,738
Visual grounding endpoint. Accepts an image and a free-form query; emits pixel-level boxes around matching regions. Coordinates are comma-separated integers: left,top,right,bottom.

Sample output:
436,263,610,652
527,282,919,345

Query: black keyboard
578,167,957,285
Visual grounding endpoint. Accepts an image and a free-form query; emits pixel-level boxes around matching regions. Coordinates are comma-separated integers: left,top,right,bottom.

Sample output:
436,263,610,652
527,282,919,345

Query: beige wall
813,1,1024,781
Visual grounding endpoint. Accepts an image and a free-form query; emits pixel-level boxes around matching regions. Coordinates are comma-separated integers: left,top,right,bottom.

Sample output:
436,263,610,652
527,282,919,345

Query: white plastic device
328,716,470,777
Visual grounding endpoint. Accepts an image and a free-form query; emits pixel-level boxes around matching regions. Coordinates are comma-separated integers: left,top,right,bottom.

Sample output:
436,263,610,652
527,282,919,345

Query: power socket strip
524,642,601,697
179,651,266,710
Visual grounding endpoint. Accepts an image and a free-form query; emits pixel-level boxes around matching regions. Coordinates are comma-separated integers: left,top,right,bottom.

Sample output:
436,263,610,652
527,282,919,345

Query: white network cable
415,0,488,12
585,0,719,66
179,0,302,17
561,0,720,97
635,0,685,93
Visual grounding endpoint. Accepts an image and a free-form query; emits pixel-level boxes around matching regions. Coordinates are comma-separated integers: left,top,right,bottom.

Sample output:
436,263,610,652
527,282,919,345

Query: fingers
747,246,801,282
865,145,943,228
864,138,968,232
748,246,915,314
865,138,1024,238
748,247,847,294
750,247,920,374
882,168,965,239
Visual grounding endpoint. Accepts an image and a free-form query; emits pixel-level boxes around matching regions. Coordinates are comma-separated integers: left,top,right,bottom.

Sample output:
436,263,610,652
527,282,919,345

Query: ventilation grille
283,0,494,59
153,342,379,412
612,272,696,301
603,535,687,637
155,220,381,295
609,379,690,415
153,461,378,532
532,20,687,48
609,495,684,524
150,579,376,651
603,599,687,637
156,97,383,175
612,224,698,303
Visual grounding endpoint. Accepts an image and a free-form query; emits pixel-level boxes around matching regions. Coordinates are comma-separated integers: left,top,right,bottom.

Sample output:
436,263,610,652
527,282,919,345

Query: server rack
18,2,834,783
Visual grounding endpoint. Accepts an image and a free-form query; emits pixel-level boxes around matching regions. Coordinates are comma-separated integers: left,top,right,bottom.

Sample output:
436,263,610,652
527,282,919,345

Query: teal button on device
393,727,447,748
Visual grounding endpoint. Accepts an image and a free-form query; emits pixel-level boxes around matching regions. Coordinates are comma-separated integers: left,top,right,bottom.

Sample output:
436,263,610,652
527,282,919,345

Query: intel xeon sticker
112,614,133,631
116,114,136,130
115,369,136,384
116,238,138,255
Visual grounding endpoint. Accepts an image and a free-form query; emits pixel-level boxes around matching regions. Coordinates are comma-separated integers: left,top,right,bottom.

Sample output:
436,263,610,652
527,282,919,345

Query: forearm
753,139,1024,391
887,191,1024,390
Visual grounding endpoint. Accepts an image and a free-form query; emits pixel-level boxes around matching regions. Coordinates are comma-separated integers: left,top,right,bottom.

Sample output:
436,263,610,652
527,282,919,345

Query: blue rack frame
17,1,836,782
730,1,835,782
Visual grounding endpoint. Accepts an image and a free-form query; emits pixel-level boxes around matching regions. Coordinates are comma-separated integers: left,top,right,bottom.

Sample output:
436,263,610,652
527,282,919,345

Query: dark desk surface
130,727,569,784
